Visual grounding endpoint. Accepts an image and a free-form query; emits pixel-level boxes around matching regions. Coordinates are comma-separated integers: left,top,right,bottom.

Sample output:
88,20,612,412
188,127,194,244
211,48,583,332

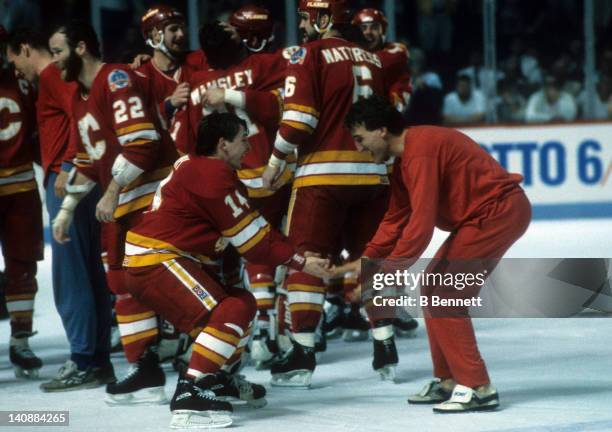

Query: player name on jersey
321,46,382,68
190,70,255,105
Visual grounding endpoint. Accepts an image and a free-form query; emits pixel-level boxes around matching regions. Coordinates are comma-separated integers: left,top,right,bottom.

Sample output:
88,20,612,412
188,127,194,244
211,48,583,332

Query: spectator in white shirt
577,76,612,120
442,74,486,125
525,75,577,123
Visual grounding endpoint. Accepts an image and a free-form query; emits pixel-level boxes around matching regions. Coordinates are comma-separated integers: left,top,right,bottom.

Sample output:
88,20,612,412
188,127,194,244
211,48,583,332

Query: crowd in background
2,0,612,125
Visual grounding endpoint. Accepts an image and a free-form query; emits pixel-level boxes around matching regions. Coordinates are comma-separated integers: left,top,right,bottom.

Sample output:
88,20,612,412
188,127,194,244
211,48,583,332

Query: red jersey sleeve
388,156,439,260
363,160,412,258
272,47,320,159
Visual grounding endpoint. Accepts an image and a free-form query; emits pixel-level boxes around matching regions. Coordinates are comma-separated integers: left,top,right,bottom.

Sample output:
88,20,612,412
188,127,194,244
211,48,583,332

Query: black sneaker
105,347,166,405
270,341,315,387
40,360,98,392
170,376,233,429
210,370,267,408
372,336,398,381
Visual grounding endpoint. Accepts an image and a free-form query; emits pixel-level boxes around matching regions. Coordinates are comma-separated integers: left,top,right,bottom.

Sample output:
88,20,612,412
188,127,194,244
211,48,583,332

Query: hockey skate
407,379,454,404
393,316,418,338
342,306,370,342
209,370,267,408
105,346,167,405
270,341,315,388
433,384,499,413
10,333,42,379
170,376,233,429
322,296,345,339
250,317,280,370
372,336,398,381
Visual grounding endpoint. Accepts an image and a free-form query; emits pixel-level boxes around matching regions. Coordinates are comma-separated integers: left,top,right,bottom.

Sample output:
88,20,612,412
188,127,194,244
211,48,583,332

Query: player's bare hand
262,164,281,190
303,256,333,279
331,258,361,278
130,53,151,69
203,88,225,108
54,170,69,198
170,82,190,108
52,209,73,244
95,188,119,223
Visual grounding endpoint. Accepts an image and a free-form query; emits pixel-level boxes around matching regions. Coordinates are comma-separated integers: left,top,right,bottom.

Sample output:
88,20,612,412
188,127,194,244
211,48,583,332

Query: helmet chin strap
146,30,177,61
313,13,334,36
244,37,270,53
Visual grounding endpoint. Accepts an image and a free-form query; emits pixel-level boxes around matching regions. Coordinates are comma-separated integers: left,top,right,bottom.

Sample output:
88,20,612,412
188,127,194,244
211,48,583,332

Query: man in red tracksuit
340,95,531,413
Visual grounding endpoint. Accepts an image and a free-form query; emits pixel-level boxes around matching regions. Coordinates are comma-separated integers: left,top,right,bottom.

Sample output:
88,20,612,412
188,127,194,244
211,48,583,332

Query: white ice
1,219,612,432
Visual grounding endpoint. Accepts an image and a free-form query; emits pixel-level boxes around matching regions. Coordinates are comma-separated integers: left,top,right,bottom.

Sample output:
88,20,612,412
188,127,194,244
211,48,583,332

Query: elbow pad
112,154,144,187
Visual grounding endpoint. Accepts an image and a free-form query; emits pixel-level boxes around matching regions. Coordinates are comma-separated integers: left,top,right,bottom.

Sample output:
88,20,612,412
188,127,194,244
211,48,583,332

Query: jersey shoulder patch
107,69,131,92
288,47,308,65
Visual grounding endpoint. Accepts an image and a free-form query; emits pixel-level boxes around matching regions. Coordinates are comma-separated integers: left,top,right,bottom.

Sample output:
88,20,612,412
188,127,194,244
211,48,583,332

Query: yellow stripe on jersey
116,311,156,324
293,174,388,189
116,122,156,136
299,150,377,164
114,193,154,219
221,211,259,237
123,139,151,147
0,180,37,197
281,120,314,134
284,103,320,117
236,224,270,254
0,163,32,177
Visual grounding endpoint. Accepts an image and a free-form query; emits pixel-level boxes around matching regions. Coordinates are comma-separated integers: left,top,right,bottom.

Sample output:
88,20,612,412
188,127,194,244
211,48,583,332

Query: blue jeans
45,172,111,368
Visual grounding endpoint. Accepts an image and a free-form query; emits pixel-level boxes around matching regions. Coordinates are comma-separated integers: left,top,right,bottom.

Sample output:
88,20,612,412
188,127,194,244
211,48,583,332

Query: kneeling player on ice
338,95,531,413
122,112,332,429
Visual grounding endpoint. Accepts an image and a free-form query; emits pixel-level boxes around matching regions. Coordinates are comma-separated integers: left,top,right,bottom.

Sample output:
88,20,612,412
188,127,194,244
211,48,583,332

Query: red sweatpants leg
424,191,531,388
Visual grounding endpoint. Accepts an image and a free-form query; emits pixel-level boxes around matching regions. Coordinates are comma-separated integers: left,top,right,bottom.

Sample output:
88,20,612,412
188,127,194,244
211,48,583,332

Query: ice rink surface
1,218,612,432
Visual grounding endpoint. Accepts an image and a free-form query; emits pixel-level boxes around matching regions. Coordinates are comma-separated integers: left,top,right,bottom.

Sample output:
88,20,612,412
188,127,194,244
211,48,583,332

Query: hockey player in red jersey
173,19,296,367
341,95,531,412
49,21,178,402
136,5,208,125
0,28,43,378
6,28,115,391
352,8,413,112
261,0,391,387
123,111,331,428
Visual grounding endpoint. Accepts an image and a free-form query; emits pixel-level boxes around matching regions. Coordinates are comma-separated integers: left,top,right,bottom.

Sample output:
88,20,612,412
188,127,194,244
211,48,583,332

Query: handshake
301,253,362,280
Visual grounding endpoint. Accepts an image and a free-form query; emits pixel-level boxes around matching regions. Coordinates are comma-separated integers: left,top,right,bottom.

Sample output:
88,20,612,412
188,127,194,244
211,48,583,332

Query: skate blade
105,386,168,406
14,367,40,379
271,370,312,388
325,327,343,339
170,410,233,429
342,329,369,342
246,397,267,408
375,365,397,382
394,328,418,339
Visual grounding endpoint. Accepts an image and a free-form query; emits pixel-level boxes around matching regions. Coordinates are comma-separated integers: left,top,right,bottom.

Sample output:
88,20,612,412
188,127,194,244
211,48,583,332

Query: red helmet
298,0,350,33
140,5,185,40
229,5,274,52
352,8,388,33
